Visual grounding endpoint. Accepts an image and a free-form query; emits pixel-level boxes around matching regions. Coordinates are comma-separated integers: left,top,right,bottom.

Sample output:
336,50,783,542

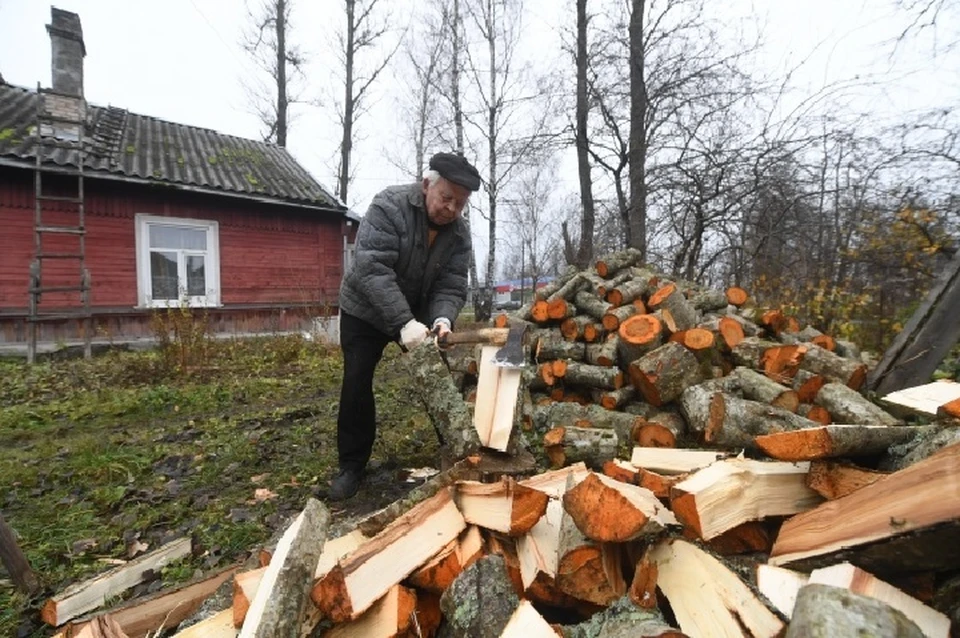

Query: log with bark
804,460,887,500
592,386,637,410
562,472,677,542
628,342,707,407
573,290,613,321
785,584,924,638
544,426,619,469
556,490,625,606
730,366,799,412
559,361,625,390
881,427,960,471
677,376,741,439
617,314,663,364
454,478,549,536
647,283,697,332
559,315,595,342
606,278,652,307
633,410,687,448
725,286,748,307
799,343,868,390
532,401,642,446
0,512,39,596
439,555,521,638
560,596,685,638
594,247,644,278
602,459,686,499
703,393,821,450
755,424,935,461
584,336,619,367
814,382,902,426
602,305,639,332
792,369,826,404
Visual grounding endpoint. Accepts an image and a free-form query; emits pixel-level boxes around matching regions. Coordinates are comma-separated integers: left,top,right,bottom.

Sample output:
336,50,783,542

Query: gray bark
814,383,901,426
440,555,520,638
785,584,923,638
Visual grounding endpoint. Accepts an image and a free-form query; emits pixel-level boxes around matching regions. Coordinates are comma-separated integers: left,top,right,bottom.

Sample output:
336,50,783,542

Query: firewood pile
42,248,960,637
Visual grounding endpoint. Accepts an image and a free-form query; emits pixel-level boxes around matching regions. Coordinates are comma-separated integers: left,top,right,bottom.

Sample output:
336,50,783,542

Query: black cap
428,152,481,192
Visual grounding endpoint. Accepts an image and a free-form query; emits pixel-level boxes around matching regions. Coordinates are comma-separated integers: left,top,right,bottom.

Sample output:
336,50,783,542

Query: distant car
495,300,521,311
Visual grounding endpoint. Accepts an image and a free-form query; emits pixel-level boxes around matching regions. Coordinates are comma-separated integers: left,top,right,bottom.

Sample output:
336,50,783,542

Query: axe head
492,323,527,368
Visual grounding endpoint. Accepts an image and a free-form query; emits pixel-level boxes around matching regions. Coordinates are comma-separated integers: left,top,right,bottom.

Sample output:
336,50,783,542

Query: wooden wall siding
0,169,346,316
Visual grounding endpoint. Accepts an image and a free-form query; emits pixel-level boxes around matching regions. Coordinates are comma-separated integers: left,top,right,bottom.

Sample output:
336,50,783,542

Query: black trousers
336,312,396,472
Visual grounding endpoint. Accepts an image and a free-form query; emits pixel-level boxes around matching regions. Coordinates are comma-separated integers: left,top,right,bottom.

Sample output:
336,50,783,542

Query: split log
454,478,549,536
233,567,264,627
725,286,748,307
499,600,556,638
617,314,663,364
595,247,644,278
729,366,799,412
532,402,642,445
407,342,482,460
677,376,741,439
814,382,901,426
556,496,625,606
0,512,39,595
785,584,923,638
584,336,618,367
606,278,652,307
239,498,329,638
311,488,466,622
543,426,618,469
669,458,821,540
792,369,826,404
602,459,685,499
808,562,950,638
562,472,677,542
648,538,784,638
799,344,868,390
628,342,706,407
42,538,193,627
756,564,808,618
629,447,730,475
439,555,520,638
601,305,638,332
685,520,774,556
66,615,130,638
519,463,591,497
559,361,624,390
324,584,417,638
517,497,563,594
593,386,636,410
755,424,935,461
411,590,442,638
66,565,238,638
704,393,821,450
633,410,686,448
169,609,234,638
647,283,697,332
881,427,960,471
559,315,594,342
805,460,887,500
560,596,685,638
881,379,960,417
769,443,960,573
406,525,483,593
573,290,612,321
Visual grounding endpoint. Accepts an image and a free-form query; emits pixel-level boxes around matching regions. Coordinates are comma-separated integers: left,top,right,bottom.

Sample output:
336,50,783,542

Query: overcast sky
1,0,957,219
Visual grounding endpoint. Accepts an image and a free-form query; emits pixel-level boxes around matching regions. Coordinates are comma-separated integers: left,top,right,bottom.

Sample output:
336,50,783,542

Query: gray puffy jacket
339,183,472,337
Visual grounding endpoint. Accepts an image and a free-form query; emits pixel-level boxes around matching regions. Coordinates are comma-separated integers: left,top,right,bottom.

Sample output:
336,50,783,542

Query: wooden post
0,512,40,595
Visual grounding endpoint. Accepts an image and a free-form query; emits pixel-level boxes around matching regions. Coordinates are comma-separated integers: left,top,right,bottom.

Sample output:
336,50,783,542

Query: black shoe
329,468,363,501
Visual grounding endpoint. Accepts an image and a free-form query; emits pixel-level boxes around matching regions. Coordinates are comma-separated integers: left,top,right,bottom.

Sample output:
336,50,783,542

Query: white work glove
432,317,452,339
400,319,430,350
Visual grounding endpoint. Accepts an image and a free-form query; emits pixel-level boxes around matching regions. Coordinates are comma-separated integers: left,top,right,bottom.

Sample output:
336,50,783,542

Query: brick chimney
43,7,86,140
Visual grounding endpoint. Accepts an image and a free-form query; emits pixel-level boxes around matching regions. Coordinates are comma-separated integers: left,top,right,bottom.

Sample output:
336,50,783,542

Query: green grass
0,335,437,637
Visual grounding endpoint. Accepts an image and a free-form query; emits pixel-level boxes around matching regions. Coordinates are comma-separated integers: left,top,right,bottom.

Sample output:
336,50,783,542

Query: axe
437,324,528,368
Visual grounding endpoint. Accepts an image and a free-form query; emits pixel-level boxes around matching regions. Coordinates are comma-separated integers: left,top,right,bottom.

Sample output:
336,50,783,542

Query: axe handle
439,327,510,347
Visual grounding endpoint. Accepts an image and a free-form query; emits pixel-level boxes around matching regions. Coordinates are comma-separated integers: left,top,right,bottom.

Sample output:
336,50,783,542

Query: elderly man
330,152,480,500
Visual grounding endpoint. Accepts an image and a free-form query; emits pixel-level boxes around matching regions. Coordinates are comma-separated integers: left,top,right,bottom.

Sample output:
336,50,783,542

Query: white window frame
135,214,221,308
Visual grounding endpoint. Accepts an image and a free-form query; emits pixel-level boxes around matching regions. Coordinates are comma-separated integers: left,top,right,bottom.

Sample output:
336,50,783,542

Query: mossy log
785,584,924,638
792,369,826,404
532,402,642,444
880,426,960,471
799,344,868,390
628,342,706,407
814,382,901,426
406,342,482,460
730,366,799,412
688,288,729,314
593,385,637,410
561,361,625,390
705,393,820,450
585,336,619,367
573,290,613,321
560,596,685,638
534,330,587,361
560,315,595,341
439,555,520,638
544,426,619,470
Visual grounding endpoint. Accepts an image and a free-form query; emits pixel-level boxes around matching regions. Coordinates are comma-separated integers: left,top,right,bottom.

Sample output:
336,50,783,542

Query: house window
135,214,220,308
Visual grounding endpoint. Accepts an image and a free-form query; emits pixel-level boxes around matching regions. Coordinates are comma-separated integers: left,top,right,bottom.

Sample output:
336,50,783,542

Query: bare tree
627,0,648,258
242,0,304,147
503,157,564,295
335,0,399,204
573,0,597,269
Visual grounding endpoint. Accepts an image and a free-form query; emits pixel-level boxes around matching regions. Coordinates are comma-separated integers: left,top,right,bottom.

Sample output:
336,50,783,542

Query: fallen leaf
253,488,278,502
250,473,270,484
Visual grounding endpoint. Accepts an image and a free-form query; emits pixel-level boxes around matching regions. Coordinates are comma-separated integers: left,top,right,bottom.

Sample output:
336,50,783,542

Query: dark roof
0,83,346,212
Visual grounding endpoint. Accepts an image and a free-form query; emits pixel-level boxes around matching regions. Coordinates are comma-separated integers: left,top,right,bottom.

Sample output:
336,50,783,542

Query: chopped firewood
759,309,789,335
485,533,526,597
632,411,686,448
726,286,748,307
804,460,887,500
406,525,483,593
689,288,729,313
455,478,548,536
677,376,740,438
602,459,685,499
0,512,39,595
556,504,625,606
704,393,820,450
67,564,238,638
169,608,234,638
882,427,960,471
755,424,934,461
311,488,466,622
629,447,730,475
68,615,130,638
797,403,831,425
474,345,524,452
239,498,329,638
617,313,663,363
325,584,417,638
564,595,685,637
547,298,575,321
531,300,550,323
439,555,521,638
573,290,613,321
407,342,481,460
42,537,193,627
534,330,586,360
668,327,715,354
786,584,923,638
808,562,950,638
760,344,808,383
411,590,442,638
649,538,784,638
647,283,697,332
595,247,643,278
559,315,594,341
499,600,558,637
769,443,960,573
730,366,799,412
811,334,836,351
606,277,652,307
669,458,821,540
519,463,590,497
517,498,563,591
799,343,868,390
684,520,775,556
814,382,901,426
602,304,638,332
792,369,826,403
717,315,745,349
559,361,625,390
584,336,619,367
629,551,659,609
543,426,618,469
756,564,808,617
533,402,642,445
562,472,677,542
880,379,960,417
233,567,264,628
628,342,707,406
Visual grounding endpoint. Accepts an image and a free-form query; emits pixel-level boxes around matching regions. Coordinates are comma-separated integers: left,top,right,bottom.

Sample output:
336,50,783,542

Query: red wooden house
0,8,355,352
